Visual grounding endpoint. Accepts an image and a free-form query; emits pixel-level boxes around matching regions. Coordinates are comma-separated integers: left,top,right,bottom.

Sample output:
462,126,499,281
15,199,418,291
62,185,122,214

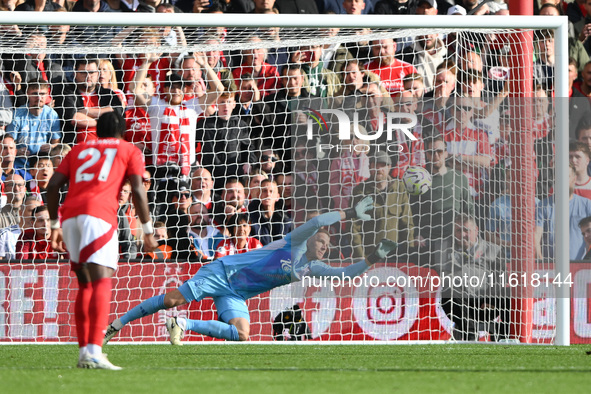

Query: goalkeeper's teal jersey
219,211,370,300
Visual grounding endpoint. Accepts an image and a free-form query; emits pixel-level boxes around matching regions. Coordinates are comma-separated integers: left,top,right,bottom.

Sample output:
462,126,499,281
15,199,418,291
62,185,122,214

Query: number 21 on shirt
75,148,117,183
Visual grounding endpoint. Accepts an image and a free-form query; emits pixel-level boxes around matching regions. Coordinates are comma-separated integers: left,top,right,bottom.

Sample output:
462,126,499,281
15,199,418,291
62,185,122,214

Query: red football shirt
365,59,417,96
56,138,145,227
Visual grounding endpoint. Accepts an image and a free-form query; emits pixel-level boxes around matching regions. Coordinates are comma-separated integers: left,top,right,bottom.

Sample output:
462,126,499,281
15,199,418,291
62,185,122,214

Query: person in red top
214,213,263,259
232,36,280,98
46,112,157,370
155,74,198,178
570,141,591,200
365,38,418,97
54,58,123,145
15,205,58,260
442,96,493,198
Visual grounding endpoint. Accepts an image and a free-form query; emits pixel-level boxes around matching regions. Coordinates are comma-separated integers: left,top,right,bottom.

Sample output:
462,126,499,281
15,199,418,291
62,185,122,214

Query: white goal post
0,12,571,345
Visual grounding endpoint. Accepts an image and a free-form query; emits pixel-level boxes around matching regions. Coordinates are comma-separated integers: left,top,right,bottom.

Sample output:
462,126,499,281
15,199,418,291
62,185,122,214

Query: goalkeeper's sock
184,319,240,341
79,346,87,360
74,281,92,347
120,294,166,326
88,277,112,348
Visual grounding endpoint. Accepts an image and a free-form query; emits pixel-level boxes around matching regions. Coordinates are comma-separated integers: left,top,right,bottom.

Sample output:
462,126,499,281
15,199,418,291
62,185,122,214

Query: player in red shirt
214,213,263,259
47,112,157,370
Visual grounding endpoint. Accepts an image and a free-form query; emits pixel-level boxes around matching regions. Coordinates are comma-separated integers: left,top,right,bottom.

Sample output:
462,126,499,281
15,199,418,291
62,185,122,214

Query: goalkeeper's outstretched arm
305,239,399,279
289,196,374,246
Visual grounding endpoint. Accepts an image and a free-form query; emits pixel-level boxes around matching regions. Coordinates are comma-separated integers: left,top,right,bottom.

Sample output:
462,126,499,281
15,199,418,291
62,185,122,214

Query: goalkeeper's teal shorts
178,261,251,323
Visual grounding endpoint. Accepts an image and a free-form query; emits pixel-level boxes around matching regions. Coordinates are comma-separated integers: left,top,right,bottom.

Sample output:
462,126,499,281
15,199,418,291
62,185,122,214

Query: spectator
27,155,53,204
144,221,173,260
262,64,316,162
258,147,280,178
316,0,374,14
435,214,510,341
350,151,415,258
245,169,268,204
573,0,591,44
54,58,123,144
0,134,32,183
202,37,226,74
232,36,280,98
330,59,376,110
214,212,263,259
579,215,591,259
534,29,556,90
567,0,587,25
212,177,249,228
1,173,27,228
188,201,224,260
251,0,277,13
570,141,591,200
458,69,508,145
365,38,418,96
116,29,170,97
179,53,225,116
233,73,265,140
569,58,591,139
390,91,429,178
372,0,413,15
536,164,591,260
573,60,591,98
423,60,457,131
198,91,256,190
329,124,370,211
9,32,64,88
15,205,59,260
19,195,41,231
539,4,589,69
6,78,61,170
163,180,195,261
411,135,474,245
291,43,340,98
531,84,552,141
154,74,199,180
191,167,214,209
98,59,126,108
403,73,426,99
415,0,437,15
442,95,493,198
0,173,27,259
117,180,138,260
357,80,389,135
576,118,591,176
275,0,318,13
68,0,119,43
125,52,158,165
49,143,71,170
248,179,293,245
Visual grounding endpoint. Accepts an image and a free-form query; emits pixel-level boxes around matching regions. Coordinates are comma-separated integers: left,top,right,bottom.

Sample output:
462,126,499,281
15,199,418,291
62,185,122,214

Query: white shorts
62,215,119,270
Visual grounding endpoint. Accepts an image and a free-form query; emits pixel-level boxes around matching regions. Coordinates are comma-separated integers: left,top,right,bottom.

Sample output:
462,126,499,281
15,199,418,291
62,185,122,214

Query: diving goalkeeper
104,196,396,345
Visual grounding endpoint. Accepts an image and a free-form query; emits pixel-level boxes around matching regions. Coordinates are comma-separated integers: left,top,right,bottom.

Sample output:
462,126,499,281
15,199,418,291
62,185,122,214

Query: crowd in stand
0,0,590,286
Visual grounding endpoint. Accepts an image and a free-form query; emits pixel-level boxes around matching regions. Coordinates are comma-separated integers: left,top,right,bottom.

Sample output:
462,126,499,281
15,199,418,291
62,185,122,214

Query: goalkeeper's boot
103,323,120,346
166,317,184,346
79,353,122,371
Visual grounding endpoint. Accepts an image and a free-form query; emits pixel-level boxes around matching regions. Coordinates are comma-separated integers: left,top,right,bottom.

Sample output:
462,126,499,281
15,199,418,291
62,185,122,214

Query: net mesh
0,20,579,344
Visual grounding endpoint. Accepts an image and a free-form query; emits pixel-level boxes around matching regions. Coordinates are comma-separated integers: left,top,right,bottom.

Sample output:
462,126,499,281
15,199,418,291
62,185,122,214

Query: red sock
75,282,92,347
88,277,112,346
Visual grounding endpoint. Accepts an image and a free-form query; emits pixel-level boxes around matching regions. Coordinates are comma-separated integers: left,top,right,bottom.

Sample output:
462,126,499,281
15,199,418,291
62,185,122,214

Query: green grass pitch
1,344,590,394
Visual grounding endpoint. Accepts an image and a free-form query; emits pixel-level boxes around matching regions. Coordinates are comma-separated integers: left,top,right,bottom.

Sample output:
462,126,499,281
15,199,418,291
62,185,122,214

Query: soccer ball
402,166,432,196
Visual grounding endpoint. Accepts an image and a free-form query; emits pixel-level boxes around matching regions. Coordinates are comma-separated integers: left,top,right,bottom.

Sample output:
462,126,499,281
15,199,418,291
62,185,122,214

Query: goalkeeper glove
345,196,374,221
366,239,398,265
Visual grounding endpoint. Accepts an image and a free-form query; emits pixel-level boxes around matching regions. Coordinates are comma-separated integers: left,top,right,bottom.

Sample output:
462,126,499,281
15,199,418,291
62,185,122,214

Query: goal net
0,13,581,344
